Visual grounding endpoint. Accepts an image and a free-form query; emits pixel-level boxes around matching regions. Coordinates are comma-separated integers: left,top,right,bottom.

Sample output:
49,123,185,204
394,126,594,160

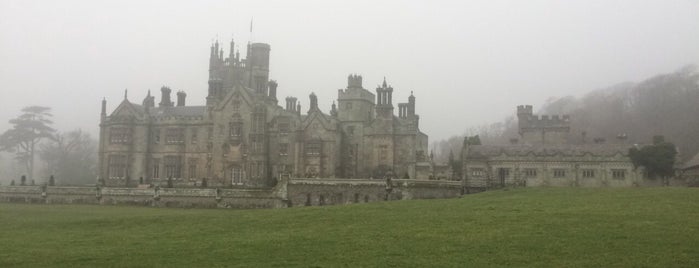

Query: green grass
1,188,698,267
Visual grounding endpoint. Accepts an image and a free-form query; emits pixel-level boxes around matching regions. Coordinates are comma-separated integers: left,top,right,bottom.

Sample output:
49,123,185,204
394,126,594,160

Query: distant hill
540,65,699,162
433,65,699,163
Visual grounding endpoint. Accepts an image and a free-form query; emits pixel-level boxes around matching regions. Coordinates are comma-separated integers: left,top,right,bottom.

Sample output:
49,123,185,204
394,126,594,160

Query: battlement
347,74,363,89
524,114,571,128
517,105,533,115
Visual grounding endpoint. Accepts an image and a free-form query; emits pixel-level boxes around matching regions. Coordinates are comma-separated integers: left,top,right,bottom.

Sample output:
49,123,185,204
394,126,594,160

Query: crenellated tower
206,39,274,106
517,105,571,145
337,74,375,122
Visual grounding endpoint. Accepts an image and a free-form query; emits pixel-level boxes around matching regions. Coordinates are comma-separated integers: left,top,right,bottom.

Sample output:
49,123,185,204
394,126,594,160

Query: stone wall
286,178,463,207
0,185,284,209
0,178,465,209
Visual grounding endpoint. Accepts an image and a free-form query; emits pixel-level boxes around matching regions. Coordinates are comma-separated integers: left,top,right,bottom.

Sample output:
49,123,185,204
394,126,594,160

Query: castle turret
337,74,375,122
248,43,271,93
159,86,174,107
517,105,533,131
176,91,186,107
516,105,570,145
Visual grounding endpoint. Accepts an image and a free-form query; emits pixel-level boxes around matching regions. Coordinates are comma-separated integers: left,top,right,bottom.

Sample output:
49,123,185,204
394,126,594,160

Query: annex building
98,40,431,188
461,105,644,190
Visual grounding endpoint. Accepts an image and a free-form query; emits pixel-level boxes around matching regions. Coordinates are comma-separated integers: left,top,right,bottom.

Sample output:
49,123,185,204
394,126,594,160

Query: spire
382,77,387,88
124,89,128,100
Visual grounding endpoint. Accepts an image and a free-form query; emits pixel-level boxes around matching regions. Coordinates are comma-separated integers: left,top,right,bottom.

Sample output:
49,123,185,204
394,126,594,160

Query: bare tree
40,129,97,185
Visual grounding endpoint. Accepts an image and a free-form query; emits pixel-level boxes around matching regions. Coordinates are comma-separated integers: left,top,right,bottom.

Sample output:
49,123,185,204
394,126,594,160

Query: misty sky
1,0,698,141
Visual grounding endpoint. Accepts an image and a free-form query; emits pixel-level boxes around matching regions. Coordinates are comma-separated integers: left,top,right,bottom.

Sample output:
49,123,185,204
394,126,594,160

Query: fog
1,0,698,141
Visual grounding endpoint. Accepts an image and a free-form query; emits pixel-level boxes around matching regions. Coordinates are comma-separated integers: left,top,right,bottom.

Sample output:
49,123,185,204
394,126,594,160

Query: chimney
101,98,106,116
159,87,174,107
309,92,318,112
268,80,278,101
176,91,186,107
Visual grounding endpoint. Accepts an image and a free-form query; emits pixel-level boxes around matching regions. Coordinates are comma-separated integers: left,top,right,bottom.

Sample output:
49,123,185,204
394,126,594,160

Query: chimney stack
268,80,278,101
159,86,173,107
177,91,187,107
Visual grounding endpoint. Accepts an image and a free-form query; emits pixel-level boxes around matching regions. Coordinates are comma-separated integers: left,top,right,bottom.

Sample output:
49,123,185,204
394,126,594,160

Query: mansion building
98,40,430,188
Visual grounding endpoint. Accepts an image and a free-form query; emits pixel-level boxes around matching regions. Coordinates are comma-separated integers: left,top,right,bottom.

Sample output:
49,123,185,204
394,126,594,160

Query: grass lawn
1,187,698,267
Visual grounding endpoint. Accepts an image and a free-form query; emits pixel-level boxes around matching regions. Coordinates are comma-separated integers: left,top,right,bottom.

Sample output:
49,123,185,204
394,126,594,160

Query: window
346,103,353,109
164,156,182,178
153,128,161,144
612,169,626,179
108,155,127,178
229,122,243,137
250,135,263,153
109,128,131,144
306,141,321,156
207,127,213,140
251,113,265,133
582,169,595,178
152,158,160,179
524,168,537,177
471,168,484,176
165,128,184,144
248,162,263,179
231,167,243,185
279,143,289,156
553,169,566,178
190,128,198,144
188,158,198,179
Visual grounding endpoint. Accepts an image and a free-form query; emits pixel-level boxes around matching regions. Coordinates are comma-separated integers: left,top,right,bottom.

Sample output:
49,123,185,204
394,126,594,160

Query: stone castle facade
461,105,644,190
98,40,430,188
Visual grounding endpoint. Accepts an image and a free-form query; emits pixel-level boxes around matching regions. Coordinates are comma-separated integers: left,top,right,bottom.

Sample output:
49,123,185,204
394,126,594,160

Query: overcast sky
1,0,698,141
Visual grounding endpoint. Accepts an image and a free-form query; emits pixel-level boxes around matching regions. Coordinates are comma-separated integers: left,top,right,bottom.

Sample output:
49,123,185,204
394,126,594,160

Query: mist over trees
432,65,699,163
0,106,97,185
539,65,699,161
40,130,97,185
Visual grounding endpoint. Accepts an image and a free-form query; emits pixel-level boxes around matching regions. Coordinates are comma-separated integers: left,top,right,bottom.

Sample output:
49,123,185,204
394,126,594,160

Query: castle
461,105,644,189
97,39,431,188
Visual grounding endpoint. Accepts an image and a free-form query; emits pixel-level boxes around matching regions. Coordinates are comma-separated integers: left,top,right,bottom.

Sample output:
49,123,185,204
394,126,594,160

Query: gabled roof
110,100,207,119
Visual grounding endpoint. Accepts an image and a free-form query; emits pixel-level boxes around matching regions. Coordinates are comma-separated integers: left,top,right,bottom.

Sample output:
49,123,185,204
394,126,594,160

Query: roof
127,103,207,118
147,106,207,117
465,144,633,158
